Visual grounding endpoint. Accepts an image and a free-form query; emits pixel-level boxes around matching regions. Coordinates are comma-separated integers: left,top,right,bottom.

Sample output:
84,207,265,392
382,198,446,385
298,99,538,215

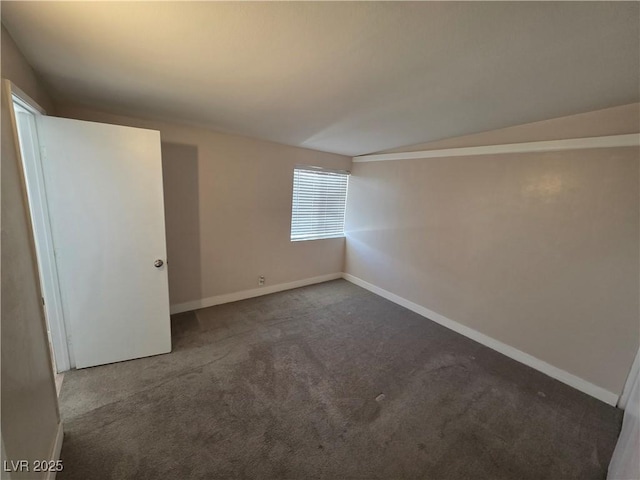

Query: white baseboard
170,273,343,314
44,422,63,480
342,273,619,406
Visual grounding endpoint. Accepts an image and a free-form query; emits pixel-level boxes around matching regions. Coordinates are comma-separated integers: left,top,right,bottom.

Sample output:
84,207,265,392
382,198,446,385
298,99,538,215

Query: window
291,166,350,241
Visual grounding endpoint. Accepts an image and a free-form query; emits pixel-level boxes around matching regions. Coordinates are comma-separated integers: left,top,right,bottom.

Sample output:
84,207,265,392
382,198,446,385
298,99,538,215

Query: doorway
9,84,172,372
12,92,72,386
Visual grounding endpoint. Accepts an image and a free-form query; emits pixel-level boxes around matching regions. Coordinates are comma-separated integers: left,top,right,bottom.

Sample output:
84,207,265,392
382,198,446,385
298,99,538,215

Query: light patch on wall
523,173,565,200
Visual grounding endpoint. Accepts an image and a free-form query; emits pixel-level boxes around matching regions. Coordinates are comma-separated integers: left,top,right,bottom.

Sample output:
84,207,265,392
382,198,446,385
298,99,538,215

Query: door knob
154,259,164,268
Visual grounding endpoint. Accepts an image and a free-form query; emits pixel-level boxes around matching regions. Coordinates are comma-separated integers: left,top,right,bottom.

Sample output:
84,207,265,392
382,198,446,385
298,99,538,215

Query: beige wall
1,27,60,478
1,25,54,114
345,105,640,397
55,104,352,306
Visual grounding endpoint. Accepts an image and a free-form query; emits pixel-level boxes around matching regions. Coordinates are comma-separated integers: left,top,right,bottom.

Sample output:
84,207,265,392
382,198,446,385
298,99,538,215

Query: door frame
10,82,73,372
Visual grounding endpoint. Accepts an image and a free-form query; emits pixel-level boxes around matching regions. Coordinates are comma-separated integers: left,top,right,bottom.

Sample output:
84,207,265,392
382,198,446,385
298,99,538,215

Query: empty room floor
58,280,621,480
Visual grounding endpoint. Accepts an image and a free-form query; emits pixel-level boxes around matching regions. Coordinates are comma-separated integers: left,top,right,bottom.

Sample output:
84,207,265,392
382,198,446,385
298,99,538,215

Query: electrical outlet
258,275,265,286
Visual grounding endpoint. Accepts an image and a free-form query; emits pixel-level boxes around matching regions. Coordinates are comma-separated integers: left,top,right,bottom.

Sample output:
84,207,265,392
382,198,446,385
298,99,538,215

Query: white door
37,116,171,369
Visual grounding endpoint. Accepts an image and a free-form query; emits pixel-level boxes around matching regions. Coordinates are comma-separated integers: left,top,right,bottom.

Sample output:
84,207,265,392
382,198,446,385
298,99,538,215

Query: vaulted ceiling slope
2,2,638,156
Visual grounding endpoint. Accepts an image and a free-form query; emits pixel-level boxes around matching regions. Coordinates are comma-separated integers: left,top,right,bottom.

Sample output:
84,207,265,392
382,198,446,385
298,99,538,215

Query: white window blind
291,166,349,241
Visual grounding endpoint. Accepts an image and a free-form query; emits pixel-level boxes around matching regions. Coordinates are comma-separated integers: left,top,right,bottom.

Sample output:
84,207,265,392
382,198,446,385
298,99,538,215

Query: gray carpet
58,279,622,480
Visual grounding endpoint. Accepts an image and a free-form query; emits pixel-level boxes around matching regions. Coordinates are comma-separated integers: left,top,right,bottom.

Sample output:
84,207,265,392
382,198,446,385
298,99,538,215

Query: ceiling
2,2,638,156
